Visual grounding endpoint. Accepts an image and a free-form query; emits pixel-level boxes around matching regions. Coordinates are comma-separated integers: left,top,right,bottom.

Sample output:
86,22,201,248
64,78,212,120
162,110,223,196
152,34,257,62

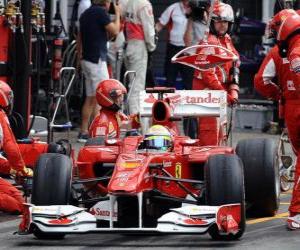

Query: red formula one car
18,87,279,241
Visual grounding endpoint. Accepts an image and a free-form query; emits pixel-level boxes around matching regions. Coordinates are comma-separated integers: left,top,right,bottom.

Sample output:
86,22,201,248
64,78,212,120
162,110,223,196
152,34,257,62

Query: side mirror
105,138,122,146
180,139,199,147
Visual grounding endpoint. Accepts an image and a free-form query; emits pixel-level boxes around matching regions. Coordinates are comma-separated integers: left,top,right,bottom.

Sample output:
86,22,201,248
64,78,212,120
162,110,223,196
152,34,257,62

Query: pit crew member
192,2,240,146
89,79,140,138
265,12,300,230
123,0,156,115
0,81,33,178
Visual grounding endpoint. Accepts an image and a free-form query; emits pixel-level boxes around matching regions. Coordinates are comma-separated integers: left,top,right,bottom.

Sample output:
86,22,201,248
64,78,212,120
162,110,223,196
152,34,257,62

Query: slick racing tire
32,153,72,205
236,138,280,217
31,153,72,240
85,136,105,146
205,154,245,241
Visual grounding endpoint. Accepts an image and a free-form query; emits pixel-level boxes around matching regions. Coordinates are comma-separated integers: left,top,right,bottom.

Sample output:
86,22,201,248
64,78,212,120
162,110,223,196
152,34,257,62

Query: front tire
31,153,72,240
205,154,245,240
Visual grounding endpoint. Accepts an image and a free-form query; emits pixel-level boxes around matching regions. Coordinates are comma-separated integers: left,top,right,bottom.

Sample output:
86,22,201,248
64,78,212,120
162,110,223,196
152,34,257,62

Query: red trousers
0,178,24,213
285,102,300,214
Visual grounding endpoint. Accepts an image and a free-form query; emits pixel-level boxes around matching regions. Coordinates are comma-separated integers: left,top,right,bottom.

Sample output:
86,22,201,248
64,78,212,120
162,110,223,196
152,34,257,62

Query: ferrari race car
18,87,280,241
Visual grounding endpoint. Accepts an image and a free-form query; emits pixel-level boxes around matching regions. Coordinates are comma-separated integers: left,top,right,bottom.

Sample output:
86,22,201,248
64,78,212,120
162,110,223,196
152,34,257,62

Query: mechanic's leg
80,96,97,133
125,41,149,133
0,178,24,213
198,117,219,146
80,59,109,134
285,104,300,215
125,40,147,114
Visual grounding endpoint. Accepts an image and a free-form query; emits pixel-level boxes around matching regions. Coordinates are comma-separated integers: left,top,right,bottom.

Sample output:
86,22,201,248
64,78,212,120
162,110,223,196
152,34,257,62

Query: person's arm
0,111,26,172
155,4,173,33
254,49,281,100
139,3,156,52
155,21,164,33
184,18,193,47
105,3,121,37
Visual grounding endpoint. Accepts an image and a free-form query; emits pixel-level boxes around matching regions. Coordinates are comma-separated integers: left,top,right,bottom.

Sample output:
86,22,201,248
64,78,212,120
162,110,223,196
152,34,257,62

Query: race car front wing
19,202,241,235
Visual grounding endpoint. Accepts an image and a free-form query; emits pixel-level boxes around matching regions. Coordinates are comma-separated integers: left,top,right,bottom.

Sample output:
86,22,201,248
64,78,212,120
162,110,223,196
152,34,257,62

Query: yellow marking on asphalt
281,190,293,196
246,212,289,225
280,202,290,205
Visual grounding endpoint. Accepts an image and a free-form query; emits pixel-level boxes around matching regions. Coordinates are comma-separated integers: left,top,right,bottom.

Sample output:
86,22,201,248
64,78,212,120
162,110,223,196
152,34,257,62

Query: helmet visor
144,135,171,151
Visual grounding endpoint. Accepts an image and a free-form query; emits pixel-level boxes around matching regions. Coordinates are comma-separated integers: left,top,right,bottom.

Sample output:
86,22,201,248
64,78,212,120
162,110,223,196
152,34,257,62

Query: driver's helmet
143,125,173,151
0,80,14,115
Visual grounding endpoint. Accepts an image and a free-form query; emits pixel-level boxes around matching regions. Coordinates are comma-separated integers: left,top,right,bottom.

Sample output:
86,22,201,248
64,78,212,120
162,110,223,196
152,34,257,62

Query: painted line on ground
280,202,290,205
246,212,289,225
281,190,293,196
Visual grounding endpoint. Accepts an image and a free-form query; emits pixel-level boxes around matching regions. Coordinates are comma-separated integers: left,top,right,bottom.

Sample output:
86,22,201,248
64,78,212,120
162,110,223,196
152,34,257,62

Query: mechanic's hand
16,166,33,178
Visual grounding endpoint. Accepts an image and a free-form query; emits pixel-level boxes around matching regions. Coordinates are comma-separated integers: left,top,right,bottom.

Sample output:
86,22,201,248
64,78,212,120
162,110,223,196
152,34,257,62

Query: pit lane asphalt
0,130,299,249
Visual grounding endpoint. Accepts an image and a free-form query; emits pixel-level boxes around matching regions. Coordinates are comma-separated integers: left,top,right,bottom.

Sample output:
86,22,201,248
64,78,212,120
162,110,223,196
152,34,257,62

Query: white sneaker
287,214,300,230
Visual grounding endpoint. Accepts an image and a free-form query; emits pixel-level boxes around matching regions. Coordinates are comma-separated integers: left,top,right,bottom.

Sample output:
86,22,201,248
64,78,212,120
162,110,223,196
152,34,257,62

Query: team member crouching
89,79,140,138
0,80,33,213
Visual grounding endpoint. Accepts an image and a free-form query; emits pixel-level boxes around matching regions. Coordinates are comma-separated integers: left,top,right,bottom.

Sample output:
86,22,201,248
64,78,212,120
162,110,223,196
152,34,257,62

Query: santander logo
186,93,221,104
144,92,221,104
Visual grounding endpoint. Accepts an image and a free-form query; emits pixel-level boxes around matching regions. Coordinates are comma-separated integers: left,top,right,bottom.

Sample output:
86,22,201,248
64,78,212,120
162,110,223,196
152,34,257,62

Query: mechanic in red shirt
254,9,299,102
0,81,33,177
268,12,300,230
89,79,140,138
0,81,33,213
192,2,239,146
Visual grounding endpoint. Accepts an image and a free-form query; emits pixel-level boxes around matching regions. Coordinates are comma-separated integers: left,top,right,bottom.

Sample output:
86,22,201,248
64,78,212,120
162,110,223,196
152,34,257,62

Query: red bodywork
77,135,234,198
77,87,233,199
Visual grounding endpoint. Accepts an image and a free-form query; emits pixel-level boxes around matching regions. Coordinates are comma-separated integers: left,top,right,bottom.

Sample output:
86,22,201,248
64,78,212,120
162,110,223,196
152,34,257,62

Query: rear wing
139,90,227,123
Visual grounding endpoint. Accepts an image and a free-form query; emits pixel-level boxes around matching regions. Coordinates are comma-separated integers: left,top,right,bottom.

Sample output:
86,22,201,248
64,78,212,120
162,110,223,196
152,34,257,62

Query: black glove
230,66,240,85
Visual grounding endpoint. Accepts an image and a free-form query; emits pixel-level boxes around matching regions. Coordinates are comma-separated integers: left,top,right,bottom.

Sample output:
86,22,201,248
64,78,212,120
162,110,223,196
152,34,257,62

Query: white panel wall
262,0,276,23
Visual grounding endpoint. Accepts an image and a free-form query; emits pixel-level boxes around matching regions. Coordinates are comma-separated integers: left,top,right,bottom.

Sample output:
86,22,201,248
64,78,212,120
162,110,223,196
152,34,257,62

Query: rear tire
205,154,245,240
236,138,280,217
31,153,72,240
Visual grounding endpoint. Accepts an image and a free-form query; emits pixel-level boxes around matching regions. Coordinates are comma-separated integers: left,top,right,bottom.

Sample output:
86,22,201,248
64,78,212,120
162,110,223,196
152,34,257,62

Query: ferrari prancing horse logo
175,163,182,178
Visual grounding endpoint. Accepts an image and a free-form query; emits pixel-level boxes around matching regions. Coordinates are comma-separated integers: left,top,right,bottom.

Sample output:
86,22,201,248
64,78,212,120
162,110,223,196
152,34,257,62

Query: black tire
32,153,72,205
85,137,105,146
205,154,245,241
236,138,280,217
31,153,72,240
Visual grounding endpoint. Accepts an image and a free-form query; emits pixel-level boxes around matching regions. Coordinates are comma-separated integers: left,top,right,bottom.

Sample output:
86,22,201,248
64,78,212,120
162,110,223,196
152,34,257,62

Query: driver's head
143,125,173,151
210,2,234,37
